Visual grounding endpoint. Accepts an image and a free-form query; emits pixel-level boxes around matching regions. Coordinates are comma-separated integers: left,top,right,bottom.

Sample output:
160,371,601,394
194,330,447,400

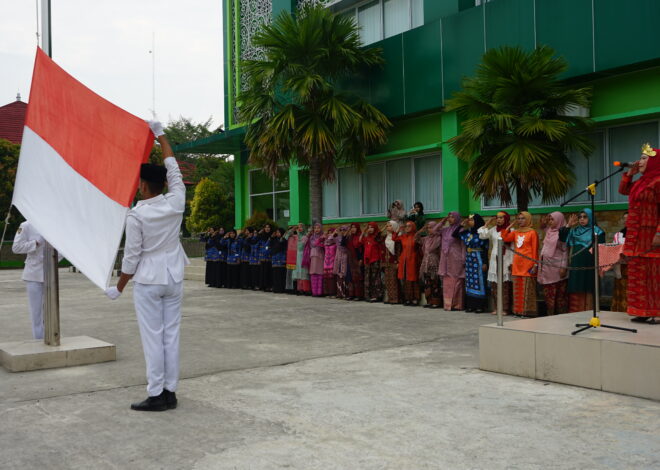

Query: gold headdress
641,143,656,157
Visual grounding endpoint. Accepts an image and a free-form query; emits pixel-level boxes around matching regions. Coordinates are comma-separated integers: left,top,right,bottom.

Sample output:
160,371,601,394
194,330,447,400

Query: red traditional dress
618,146,660,319
392,221,422,305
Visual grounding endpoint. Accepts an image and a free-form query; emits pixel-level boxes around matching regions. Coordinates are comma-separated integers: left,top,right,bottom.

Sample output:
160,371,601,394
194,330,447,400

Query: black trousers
272,267,286,293
260,262,272,291
250,264,261,289
215,261,226,288
240,262,251,289
208,262,219,287
226,264,240,288
205,261,214,286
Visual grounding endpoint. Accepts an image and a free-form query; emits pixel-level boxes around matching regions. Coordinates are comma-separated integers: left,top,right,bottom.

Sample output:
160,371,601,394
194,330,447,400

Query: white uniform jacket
121,157,190,285
12,221,46,282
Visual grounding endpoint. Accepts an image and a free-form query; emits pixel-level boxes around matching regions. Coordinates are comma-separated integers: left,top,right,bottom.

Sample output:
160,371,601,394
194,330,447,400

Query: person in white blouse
105,120,189,412
12,221,47,339
478,211,514,314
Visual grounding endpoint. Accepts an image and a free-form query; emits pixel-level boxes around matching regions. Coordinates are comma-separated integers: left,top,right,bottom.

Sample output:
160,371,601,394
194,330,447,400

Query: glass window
250,170,272,194
414,155,442,211
251,194,274,220
274,193,290,227
566,132,606,205
411,0,424,28
275,168,290,191
362,163,385,215
339,167,361,217
387,158,412,211
358,1,381,45
323,177,339,218
608,121,658,203
384,0,409,39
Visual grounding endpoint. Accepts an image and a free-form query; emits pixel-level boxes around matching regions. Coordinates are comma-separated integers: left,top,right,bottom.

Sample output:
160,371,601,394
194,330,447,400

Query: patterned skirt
610,264,628,313
323,269,337,296
422,274,441,306
542,280,568,315
364,261,383,300
384,262,401,304
490,281,512,314
403,280,420,303
512,275,537,317
627,257,659,317
569,292,593,313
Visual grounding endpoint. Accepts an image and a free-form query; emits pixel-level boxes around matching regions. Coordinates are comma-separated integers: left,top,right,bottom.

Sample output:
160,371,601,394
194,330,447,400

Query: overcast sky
0,0,224,129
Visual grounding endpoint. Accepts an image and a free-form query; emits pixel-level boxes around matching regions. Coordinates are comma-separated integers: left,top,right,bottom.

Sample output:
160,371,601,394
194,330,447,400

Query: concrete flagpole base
0,336,116,372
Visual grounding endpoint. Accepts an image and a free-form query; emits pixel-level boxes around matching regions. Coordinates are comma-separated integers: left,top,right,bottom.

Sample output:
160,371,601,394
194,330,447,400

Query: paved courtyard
0,269,658,469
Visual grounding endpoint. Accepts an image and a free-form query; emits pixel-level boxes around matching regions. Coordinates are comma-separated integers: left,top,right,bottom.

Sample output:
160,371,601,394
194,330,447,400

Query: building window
481,120,660,209
249,168,290,226
323,153,442,219
342,0,424,45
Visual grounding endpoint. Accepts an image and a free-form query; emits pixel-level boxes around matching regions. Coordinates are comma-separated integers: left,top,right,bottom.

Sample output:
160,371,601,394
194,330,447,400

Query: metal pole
43,241,60,345
41,0,60,346
496,238,503,327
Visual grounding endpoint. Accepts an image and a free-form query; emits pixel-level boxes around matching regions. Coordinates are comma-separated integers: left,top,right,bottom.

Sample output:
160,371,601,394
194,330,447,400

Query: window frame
340,0,424,45
323,152,443,220
480,118,660,210
248,168,291,220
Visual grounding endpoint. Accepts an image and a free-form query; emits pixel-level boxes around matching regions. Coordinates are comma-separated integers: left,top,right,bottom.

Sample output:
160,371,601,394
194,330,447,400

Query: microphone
613,161,635,168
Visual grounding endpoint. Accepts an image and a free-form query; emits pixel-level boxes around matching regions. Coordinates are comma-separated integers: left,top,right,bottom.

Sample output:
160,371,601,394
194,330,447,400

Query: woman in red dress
618,143,660,323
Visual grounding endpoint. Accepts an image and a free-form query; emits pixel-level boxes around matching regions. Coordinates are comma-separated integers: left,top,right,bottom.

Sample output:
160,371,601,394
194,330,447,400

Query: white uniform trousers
133,273,183,397
25,281,44,340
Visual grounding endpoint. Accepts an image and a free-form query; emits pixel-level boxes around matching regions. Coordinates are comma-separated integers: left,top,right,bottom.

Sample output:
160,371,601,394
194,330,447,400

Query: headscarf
496,211,510,233
629,147,660,201
468,214,485,234
302,223,322,268
385,220,400,255
441,211,462,254
348,222,362,250
388,200,407,221
366,222,380,236
422,221,442,253
541,211,565,258
414,201,424,215
566,208,604,248
515,211,534,233
404,220,417,234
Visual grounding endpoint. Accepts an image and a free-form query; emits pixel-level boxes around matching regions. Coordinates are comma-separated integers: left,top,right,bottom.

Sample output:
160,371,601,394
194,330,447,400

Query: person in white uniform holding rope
11,221,51,339
105,120,189,412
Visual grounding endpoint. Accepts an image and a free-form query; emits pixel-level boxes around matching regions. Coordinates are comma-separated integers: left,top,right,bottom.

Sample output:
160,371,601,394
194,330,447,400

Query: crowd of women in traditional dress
199,200,630,318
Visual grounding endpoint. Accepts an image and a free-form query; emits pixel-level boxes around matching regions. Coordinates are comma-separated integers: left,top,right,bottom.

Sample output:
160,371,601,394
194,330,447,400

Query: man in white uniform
12,221,47,339
106,120,189,412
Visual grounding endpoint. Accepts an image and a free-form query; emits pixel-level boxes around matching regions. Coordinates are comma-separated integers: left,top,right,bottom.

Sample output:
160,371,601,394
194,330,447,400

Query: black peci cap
140,163,167,184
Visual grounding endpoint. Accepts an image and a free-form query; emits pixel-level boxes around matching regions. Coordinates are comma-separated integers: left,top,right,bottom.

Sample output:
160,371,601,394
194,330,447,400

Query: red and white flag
12,48,153,289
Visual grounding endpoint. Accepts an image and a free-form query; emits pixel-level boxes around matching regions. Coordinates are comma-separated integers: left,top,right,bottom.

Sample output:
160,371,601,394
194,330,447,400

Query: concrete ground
0,269,658,470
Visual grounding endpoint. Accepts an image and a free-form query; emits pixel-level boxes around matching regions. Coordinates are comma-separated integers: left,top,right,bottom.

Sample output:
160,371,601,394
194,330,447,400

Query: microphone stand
561,166,637,335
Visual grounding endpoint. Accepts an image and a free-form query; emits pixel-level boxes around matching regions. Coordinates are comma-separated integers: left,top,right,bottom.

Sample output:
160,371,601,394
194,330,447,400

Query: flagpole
41,0,60,346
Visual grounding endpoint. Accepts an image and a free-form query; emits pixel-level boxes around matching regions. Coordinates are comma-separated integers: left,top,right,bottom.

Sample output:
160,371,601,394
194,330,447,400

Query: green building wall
222,0,660,228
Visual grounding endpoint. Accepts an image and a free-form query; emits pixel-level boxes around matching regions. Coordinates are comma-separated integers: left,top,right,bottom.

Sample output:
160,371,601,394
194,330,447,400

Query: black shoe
631,316,650,323
163,389,178,410
423,304,432,308
131,392,168,412
474,309,484,314
465,308,474,312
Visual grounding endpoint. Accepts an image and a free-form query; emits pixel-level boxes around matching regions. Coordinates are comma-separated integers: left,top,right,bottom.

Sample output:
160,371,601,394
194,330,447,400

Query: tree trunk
309,157,323,225
516,181,529,212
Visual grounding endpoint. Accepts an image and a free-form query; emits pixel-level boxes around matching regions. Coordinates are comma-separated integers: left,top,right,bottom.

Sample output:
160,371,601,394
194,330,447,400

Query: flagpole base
0,336,115,372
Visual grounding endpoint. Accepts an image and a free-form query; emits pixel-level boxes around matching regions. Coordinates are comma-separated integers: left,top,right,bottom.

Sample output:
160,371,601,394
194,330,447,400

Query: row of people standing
199,208,615,317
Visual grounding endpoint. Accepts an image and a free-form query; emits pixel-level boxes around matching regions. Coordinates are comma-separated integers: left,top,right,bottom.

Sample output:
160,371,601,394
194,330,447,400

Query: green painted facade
176,0,660,227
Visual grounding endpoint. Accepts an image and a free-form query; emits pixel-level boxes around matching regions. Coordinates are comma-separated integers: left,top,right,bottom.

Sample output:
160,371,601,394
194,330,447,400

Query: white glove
146,119,165,137
105,286,122,300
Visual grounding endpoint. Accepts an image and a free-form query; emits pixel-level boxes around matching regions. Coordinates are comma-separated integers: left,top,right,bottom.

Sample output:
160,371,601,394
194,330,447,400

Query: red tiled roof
0,100,28,144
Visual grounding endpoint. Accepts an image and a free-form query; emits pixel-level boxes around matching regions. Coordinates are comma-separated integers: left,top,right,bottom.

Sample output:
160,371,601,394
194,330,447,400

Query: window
323,153,442,219
481,120,660,210
249,168,290,226
342,0,424,45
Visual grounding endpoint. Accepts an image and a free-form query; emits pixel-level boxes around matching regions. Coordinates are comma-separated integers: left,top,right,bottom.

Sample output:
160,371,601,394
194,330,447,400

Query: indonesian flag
12,48,153,289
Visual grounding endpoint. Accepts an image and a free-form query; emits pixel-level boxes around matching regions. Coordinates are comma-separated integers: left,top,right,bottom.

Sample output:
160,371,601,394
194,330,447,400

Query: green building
175,0,660,230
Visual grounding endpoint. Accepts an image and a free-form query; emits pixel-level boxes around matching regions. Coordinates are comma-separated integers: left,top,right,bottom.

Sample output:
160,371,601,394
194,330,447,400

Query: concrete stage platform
479,311,660,401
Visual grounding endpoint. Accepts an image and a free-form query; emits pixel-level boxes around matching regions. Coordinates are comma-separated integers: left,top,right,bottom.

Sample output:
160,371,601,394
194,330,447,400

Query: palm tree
239,5,392,224
446,45,594,211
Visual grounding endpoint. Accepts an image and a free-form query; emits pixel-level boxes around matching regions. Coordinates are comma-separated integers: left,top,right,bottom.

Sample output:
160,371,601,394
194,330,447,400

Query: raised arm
148,120,185,212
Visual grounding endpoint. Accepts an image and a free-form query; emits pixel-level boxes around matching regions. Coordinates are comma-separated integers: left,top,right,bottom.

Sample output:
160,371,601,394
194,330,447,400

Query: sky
0,0,225,129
